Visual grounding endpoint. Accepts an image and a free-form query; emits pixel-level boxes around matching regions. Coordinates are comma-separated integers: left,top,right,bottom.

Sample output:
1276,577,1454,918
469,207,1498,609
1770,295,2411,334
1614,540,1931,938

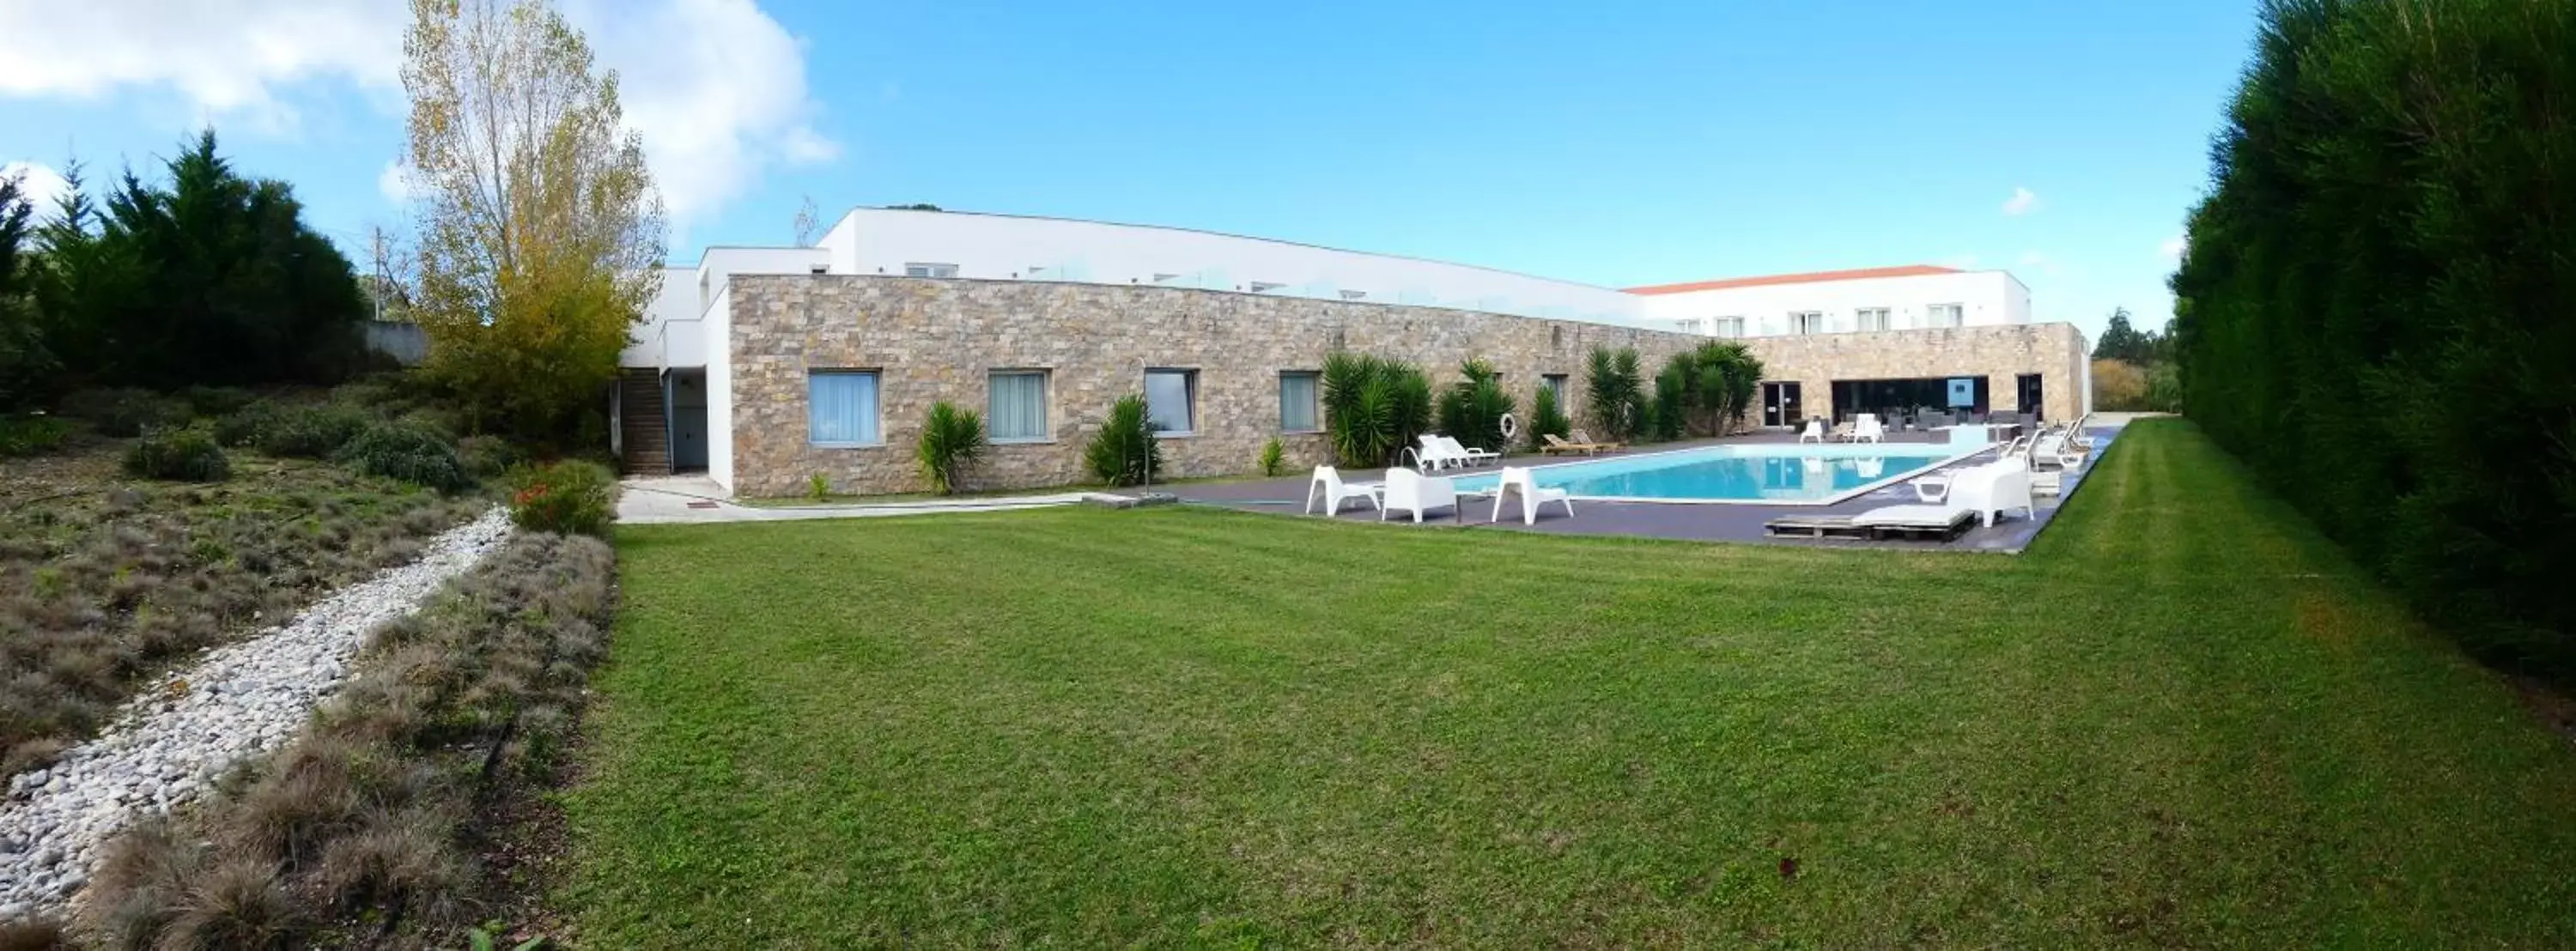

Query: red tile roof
1622,264,1962,296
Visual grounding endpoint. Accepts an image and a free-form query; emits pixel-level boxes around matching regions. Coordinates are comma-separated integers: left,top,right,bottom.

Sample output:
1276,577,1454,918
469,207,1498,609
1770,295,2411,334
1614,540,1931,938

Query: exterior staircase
618,368,671,476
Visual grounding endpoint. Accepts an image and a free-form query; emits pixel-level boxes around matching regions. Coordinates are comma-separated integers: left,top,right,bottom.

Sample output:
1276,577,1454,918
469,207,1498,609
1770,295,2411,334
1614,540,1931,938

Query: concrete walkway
617,476,1093,524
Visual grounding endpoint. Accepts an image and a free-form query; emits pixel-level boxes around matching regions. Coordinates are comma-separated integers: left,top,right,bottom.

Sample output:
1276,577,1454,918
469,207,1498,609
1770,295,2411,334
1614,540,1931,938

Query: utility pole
369,226,388,322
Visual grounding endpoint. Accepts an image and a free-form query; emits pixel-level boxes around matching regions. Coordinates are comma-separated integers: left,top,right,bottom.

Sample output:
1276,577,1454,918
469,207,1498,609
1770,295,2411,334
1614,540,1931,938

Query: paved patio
617,475,1091,524
1177,421,2124,553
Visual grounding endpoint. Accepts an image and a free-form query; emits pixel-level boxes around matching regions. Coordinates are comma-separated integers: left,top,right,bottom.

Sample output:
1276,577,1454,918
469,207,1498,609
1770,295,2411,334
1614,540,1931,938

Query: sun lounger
1569,428,1625,451
1437,435,1499,467
1797,419,1826,443
1765,505,1978,542
1542,433,1608,456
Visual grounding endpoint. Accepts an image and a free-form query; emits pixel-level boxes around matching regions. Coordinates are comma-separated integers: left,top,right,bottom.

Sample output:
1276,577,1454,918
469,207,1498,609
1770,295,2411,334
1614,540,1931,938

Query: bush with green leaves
122,426,231,482
508,461,617,536
1084,393,1163,487
1435,359,1516,454
1528,384,1574,450
1581,347,1645,441
915,401,987,495
1649,368,1687,441
1258,437,1285,476
211,399,286,447
0,414,70,457
256,403,373,458
1656,341,1765,438
2171,0,2576,680
181,385,256,418
1320,351,1434,468
456,434,524,480
337,421,472,493
60,387,185,437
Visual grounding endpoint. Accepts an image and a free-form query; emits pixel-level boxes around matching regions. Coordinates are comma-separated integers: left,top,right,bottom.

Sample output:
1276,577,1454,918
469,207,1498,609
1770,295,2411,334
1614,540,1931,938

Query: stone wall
1746,323,2091,423
723,276,2087,497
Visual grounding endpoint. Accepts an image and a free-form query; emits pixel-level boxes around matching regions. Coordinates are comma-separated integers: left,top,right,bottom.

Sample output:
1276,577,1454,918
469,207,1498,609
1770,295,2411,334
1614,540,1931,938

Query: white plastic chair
1488,466,1574,525
1380,468,1458,523
1304,465,1380,515
1854,415,1886,444
1950,460,2033,527
1797,419,1826,443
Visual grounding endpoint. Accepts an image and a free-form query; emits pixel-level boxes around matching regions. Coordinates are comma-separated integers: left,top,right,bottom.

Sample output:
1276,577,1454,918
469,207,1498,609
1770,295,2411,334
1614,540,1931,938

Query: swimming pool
1449,443,1976,505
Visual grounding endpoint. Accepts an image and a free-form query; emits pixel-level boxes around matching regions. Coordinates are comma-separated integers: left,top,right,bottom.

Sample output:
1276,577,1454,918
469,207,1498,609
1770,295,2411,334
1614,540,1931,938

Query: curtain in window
808,372,879,444
990,373,1048,440
1279,373,1318,431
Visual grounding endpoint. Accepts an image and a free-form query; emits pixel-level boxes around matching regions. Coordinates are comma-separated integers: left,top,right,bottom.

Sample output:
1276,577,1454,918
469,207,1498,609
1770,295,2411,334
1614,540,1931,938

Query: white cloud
3,161,71,215
2160,234,2188,261
377,161,414,205
0,0,835,230
2002,186,2042,217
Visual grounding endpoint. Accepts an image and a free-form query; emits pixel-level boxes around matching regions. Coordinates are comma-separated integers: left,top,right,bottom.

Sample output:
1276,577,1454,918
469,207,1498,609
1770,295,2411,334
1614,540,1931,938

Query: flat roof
1623,265,1964,296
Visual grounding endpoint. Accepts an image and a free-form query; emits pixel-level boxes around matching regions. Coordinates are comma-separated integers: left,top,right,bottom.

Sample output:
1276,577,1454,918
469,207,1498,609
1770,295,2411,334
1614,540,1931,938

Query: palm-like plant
1084,393,1162,486
1583,346,1644,440
1321,351,1432,467
916,401,987,494
1437,359,1516,453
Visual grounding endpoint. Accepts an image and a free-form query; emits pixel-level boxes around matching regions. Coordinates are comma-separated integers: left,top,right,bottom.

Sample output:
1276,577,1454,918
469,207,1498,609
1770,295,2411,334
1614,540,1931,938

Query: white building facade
1628,266,2032,339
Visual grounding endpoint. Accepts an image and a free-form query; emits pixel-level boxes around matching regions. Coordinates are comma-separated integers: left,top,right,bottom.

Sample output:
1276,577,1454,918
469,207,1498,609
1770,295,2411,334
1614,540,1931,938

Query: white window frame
1792,311,1826,335
1856,307,1891,332
1929,303,1965,328
903,262,959,278
987,370,1051,444
806,369,883,448
1715,317,1747,338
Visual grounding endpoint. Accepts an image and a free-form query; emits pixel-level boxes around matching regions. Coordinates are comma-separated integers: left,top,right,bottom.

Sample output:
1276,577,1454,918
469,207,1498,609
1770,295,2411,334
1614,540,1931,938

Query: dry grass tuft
74,532,617,949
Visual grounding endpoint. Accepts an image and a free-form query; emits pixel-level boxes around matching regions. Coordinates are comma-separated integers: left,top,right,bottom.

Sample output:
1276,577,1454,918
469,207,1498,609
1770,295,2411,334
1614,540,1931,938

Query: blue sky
0,1,2259,341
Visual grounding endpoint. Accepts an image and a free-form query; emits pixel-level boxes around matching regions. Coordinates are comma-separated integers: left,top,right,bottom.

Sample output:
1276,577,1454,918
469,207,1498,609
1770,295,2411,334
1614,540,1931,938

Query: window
1791,311,1826,335
988,371,1049,442
807,371,880,445
1249,282,1286,294
902,263,958,278
1714,317,1747,338
1928,303,1965,328
1542,373,1569,404
1339,289,1369,300
1145,369,1197,434
1674,318,1706,335
1856,307,1891,332
1279,372,1321,432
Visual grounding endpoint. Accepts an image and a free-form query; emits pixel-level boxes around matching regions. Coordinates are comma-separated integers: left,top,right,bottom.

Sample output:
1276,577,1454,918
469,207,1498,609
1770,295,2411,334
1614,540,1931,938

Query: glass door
1762,382,1803,427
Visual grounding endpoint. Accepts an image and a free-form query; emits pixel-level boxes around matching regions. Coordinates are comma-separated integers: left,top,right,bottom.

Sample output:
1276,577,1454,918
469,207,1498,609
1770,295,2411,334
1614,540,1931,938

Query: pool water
1449,445,1959,504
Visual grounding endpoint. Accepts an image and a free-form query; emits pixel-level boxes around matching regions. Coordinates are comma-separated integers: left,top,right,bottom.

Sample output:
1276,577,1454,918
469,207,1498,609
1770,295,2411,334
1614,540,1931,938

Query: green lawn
565,421,2576,947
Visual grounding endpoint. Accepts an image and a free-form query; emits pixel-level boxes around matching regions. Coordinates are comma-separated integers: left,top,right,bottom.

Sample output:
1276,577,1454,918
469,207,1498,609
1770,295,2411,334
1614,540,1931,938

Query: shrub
508,461,617,536
806,472,830,502
1582,347,1645,441
256,403,372,458
2091,359,2148,411
338,421,472,493
60,387,185,437
2172,0,2576,679
456,434,524,480
1084,394,1163,487
212,400,287,447
124,427,231,482
0,414,70,457
181,385,257,419
914,401,987,495
1656,342,1763,438
1435,359,1516,455
1530,383,1574,450
1258,437,1285,477
1319,351,1434,468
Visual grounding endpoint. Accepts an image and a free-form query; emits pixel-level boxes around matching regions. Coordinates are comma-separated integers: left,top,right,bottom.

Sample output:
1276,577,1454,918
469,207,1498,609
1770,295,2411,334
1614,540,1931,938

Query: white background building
1628,266,2032,338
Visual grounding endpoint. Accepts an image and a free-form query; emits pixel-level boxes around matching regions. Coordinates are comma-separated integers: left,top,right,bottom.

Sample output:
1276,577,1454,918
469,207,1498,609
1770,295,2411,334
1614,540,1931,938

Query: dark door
1762,382,1804,427
669,372,710,471
2016,373,2044,420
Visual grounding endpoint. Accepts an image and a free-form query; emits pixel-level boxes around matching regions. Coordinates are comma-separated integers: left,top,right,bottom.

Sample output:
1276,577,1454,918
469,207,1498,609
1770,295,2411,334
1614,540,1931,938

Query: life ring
1498,413,1520,441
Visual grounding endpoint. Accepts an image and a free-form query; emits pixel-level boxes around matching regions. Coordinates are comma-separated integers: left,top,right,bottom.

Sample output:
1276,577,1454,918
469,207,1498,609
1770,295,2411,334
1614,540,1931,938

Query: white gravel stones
0,507,513,919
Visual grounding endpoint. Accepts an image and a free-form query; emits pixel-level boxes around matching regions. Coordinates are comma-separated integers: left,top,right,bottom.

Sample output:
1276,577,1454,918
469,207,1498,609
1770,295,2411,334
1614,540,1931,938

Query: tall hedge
2172,0,2576,679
